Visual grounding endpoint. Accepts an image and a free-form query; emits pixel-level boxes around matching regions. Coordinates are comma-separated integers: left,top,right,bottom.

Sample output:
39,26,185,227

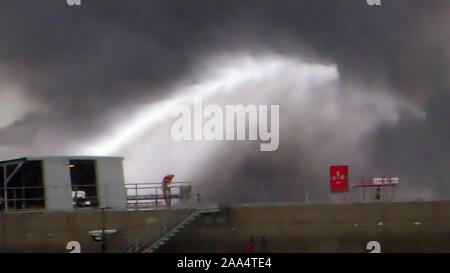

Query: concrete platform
0,208,193,253
157,201,450,253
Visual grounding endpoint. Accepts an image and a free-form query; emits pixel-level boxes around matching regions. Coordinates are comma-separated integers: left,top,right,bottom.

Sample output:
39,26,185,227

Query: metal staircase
143,206,220,253
115,205,220,253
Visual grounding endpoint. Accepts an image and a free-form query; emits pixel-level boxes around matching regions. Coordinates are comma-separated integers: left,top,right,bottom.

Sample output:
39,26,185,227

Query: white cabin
0,156,126,211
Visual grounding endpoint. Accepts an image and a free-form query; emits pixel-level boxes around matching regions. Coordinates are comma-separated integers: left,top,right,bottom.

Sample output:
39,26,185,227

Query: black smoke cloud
0,1,448,202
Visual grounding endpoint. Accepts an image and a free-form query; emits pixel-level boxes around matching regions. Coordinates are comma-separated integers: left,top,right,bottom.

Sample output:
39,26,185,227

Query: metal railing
125,182,192,210
0,186,45,210
0,182,193,211
0,184,101,211
114,223,169,253
115,206,219,253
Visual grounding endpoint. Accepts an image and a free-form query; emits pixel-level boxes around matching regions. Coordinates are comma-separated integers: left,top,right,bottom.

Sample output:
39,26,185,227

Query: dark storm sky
0,0,448,201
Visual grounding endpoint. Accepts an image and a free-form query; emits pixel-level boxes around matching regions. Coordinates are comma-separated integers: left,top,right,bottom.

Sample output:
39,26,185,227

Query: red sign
330,166,349,192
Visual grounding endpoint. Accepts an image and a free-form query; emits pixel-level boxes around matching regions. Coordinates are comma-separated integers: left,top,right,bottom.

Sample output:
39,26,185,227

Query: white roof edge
2,156,124,162
29,156,124,161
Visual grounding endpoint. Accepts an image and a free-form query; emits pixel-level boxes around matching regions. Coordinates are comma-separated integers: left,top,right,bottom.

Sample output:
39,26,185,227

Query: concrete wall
42,158,73,210
160,201,450,253
5,201,448,253
0,208,193,253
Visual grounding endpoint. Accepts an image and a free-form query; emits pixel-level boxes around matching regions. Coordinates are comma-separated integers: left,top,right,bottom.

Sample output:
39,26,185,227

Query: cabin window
69,160,99,208
0,161,45,210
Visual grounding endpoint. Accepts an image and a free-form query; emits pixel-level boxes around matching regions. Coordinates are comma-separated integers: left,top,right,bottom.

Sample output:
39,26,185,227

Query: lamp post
101,206,112,253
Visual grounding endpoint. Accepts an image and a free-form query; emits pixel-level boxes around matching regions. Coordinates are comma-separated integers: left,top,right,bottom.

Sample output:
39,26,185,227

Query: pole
1,210,5,251
101,207,106,253
3,166,7,211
